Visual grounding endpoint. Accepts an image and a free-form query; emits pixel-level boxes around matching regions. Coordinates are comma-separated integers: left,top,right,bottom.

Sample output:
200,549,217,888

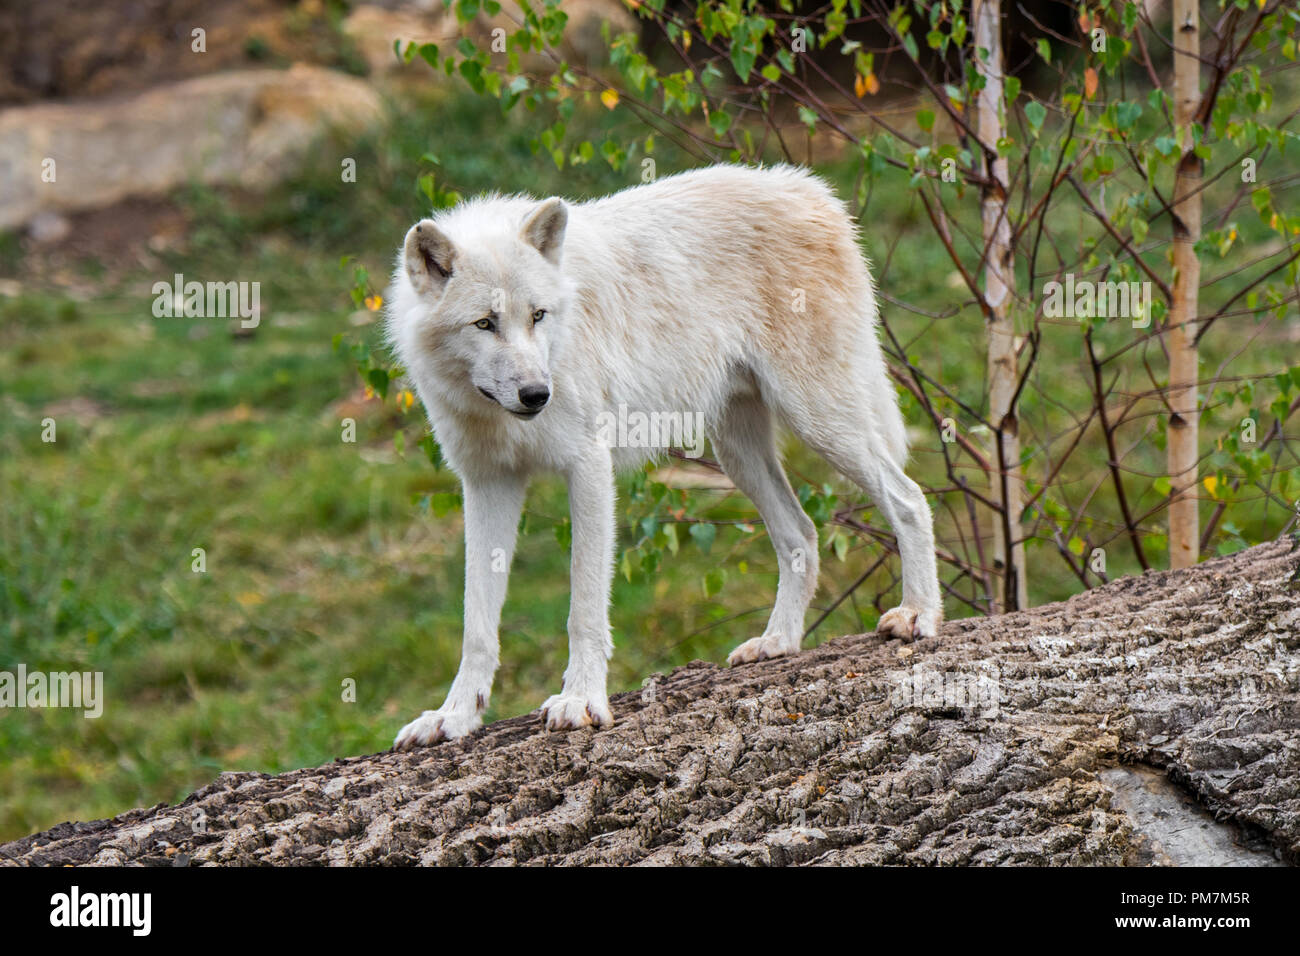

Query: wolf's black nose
518,385,550,409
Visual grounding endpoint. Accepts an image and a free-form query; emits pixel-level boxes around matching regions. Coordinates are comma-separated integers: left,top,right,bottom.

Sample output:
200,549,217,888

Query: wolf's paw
393,707,482,750
877,605,942,641
727,633,800,666
539,693,613,732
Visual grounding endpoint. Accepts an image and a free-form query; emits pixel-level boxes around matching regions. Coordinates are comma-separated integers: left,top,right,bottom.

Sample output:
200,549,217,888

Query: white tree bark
973,0,1027,609
1168,0,1202,569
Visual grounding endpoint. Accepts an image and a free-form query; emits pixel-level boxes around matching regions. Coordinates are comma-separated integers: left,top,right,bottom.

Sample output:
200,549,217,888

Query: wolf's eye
475,317,495,332
532,309,546,324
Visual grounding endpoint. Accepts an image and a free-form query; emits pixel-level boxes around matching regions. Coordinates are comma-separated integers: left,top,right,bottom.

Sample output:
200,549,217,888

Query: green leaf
729,19,759,82
416,173,436,205
830,531,849,562
428,492,462,517
1024,100,1047,136
1115,101,1142,129
703,568,726,598
418,434,442,469
1251,186,1273,220
917,109,935,132
688,522,717,555
1122,2,1139,33
1037,38,1052,63
663,521,680,556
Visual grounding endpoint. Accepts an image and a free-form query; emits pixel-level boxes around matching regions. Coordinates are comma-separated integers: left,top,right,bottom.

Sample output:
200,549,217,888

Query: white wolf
387,164,942,749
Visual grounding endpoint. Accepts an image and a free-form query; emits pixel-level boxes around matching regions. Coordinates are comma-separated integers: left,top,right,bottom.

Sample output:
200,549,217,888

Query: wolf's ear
520,198,567,266
404,220,456,295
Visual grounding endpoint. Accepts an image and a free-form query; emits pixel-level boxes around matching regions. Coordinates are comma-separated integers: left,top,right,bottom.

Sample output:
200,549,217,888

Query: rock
25,211,70,244
341,0,639,76
559,0,639,66
0,65,384,231
342,5,451,76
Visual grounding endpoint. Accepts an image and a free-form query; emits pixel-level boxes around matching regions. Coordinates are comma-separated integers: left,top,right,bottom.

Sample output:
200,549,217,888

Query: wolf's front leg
541,444,615,731
394,474,527,749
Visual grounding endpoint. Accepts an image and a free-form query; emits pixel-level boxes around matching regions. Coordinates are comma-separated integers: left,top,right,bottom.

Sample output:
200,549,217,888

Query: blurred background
1,0,1296,841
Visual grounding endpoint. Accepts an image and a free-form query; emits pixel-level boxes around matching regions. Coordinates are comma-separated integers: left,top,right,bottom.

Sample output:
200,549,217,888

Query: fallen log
4,538,1298,866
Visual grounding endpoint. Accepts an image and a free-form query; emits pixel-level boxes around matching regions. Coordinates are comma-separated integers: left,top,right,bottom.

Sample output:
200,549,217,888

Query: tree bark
3,539,1297,867
1168,0,1202,568
973,0,1027,610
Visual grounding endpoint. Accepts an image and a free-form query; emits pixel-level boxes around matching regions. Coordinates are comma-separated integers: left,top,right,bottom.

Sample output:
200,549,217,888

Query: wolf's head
396,198,571,419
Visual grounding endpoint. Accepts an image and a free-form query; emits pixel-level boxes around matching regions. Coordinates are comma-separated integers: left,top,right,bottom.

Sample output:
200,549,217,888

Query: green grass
1,83,1294,840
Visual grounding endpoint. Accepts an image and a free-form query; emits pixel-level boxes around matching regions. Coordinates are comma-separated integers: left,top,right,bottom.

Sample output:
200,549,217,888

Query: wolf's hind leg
713,395,820,665
771,362,943,640
808,432,942,639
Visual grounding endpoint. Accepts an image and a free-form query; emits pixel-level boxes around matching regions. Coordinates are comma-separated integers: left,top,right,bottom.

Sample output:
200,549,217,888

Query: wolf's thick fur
387,164,942,748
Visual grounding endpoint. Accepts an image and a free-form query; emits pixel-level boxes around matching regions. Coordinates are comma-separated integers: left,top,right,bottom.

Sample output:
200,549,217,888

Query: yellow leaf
399,389,415,410
1203,475,1218,497
865,72,880,95
600,88,619,110
236,592,264,607
681,30,691,52
854,73,867,98
364,294,383,311
1084,68,1098,100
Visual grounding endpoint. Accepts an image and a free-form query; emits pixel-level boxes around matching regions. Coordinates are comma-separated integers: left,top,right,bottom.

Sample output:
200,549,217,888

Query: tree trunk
1168,0,1202,568
973,0,1027,610
4,538,1297,866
